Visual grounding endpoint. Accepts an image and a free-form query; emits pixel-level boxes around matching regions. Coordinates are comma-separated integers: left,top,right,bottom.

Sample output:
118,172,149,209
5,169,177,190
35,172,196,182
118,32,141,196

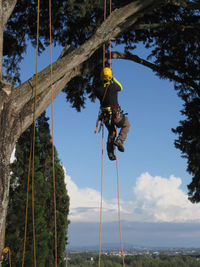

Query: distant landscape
65,246,200,266
67,243,200,254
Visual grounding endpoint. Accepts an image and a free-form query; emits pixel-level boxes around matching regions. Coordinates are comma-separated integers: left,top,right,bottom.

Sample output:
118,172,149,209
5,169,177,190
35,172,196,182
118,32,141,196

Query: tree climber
94,67,130,160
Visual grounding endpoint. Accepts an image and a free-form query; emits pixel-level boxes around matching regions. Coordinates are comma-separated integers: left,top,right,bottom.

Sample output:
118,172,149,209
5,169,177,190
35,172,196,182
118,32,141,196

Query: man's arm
113,77,123,91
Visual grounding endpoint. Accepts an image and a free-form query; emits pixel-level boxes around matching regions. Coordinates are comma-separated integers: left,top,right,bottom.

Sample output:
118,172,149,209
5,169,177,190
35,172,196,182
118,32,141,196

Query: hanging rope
102,0,107,68
31,1,40,266
98,124,104,267
22,142,32,267
102,0,112,68
98,1,125,265
115,147,125,267
109,0,112,68
49,0,58,265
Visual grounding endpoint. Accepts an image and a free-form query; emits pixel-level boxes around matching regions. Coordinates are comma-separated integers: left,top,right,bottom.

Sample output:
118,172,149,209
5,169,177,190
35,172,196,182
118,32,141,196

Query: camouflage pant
105,113,130,155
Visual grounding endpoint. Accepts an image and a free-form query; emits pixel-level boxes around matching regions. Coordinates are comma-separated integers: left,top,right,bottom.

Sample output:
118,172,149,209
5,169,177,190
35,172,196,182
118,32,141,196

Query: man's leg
114,116,130,152
106,124,116,160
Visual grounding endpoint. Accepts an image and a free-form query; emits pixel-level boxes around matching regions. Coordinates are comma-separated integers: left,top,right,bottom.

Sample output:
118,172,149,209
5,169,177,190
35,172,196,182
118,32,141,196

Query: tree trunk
0,0,17,85
0,0,3,80
0,101,15,262
0,0,164,259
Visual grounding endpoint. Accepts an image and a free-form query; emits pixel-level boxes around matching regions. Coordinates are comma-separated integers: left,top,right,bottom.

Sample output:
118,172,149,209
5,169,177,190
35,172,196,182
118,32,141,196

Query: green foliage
172,97,200,202
66,252,200,267
5,112,70,267
4,1,200,201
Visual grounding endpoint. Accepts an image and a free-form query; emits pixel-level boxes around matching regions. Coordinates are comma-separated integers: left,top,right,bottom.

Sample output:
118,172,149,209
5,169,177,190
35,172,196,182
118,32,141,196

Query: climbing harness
95,106,126,134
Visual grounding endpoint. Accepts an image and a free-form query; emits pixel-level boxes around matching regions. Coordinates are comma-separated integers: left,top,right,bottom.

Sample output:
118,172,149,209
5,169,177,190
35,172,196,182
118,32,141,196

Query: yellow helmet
101,67,113,81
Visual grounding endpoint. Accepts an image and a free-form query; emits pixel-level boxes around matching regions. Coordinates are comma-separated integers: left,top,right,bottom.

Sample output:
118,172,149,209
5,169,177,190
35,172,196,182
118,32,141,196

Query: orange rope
98,124,104,267
49,0,58,266
109,0,112,68
98,0,106,258
102,0,112,68
102,0,106,68
31,1,40,266
115,149,125,267
22,142,32,267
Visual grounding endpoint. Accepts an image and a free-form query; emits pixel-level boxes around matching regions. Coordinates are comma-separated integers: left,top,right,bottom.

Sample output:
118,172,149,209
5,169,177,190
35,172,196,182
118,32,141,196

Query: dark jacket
94,78,123,108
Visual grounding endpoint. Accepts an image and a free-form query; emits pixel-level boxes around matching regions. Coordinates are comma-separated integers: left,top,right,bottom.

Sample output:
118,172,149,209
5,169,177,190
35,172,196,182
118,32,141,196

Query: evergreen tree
3,1,200,202
5,112,70,267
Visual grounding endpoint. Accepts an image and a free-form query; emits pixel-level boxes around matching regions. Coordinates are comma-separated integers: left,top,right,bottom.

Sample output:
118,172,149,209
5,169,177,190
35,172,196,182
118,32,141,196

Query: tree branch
133,22,200,31
111,51,196,87
2,0,17,28
166,0,200,10
9,0,165,138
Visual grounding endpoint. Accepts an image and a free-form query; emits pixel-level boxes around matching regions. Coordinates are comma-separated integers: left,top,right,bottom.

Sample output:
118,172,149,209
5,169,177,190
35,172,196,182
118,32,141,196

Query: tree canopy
3,0,200,201
1,0,200,257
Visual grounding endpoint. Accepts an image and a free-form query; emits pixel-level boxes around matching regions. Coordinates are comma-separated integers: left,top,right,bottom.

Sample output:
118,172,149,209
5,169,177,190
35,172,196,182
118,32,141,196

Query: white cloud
64,168,200,223
131,172,200,223
64,170,124,222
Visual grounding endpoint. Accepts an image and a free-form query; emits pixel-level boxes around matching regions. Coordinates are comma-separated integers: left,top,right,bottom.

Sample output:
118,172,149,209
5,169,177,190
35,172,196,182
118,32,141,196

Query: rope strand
115,149,125,267
109,0,112,68
22,142,32,267
31,1,40,266
49,0,58,265
98,124,104,267
102,0,107,68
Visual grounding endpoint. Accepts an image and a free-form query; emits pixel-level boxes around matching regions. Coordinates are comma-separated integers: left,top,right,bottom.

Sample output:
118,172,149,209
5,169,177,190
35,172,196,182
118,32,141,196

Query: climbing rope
115,146,125,267
31,1,40,266
49,0,58,265
102,0,106,68
98,123,104,267
22,1,40,266
22,142,32,267
98,0,125,266
22,1,58,266
109,0,112,68
102,0,112,68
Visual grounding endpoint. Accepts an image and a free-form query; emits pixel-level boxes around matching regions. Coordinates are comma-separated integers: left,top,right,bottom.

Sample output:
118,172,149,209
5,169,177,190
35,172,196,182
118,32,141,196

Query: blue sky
17,43,200,248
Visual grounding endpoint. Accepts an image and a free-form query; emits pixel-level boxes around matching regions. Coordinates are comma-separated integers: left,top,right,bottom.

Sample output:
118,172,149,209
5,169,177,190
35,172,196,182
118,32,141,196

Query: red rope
31,1,40,265
98,124,104,267
49,0,58,266
99,1,126,266
115,149,125,267
109,0,112,68
102,0,107,68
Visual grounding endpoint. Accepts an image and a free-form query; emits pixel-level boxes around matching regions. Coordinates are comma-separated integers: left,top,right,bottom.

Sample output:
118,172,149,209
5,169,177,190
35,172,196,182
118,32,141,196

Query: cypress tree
5,112,70,267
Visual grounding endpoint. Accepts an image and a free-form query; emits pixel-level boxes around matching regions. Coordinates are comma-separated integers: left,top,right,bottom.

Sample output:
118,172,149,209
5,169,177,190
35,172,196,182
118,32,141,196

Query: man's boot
114,138,124,152
108,152,116,161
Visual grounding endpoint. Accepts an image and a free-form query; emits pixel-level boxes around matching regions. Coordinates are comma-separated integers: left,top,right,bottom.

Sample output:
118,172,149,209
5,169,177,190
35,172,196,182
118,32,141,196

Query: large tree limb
9,0,165,139
2,0,17,28
111,51,197,87
167,0,200,10
134,22,200,31
0,0,17,83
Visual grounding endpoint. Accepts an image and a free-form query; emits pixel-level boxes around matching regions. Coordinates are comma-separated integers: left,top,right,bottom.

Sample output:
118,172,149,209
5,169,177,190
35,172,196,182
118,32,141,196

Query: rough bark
0,0,3,80
0,0,17,88
0,0,166,258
